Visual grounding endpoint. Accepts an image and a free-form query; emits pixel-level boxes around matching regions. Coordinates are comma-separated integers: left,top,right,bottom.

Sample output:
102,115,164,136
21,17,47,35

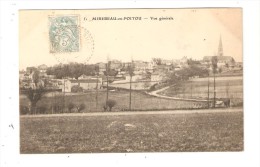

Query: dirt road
20,107,243,118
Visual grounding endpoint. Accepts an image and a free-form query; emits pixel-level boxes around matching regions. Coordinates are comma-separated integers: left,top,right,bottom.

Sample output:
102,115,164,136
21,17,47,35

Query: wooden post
213,72,216,108
129,74,132,111
208,72,210,108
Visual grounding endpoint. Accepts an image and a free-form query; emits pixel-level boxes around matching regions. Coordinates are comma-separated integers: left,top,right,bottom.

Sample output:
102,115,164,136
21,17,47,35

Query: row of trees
46,62,138,80
46,63,98,79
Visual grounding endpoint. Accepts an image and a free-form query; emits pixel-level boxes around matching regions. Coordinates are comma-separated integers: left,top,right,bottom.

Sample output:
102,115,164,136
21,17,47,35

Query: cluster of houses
19,64,54,89
19,54,242,93
19,56,189,92
19,67,102,92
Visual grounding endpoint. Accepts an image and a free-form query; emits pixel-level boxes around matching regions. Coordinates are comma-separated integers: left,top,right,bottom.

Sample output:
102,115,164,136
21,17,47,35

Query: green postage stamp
49,15,80,53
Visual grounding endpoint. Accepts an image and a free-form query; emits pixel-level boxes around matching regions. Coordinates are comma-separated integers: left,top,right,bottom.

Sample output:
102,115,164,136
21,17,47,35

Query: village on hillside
19,43,242,93
19,36,243,115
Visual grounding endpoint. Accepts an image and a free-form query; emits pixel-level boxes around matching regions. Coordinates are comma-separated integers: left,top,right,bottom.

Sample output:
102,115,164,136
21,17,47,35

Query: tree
37,106,47,114
103,104,108,112
168,65,208,83
218,68,223,73
20,105,29,115
77,103,86,112
149,84,157,91
225,62,229,68
103,69,118,76
152,58,162,65
32,70,40,85
46,63,98,79
168,72,181,84
143,82,150,90
26,86,46,114
71,85,83,93
25,70,46,114
68,102,75,112
187,58,201,66
106,99,116,111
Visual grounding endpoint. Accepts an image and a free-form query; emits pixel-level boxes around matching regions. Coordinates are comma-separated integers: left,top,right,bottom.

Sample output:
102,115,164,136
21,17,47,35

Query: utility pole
63,78,65,113
211,56,218,108
53,89,56,114
129,59,134,111
213,71,216,108
207,71,210,108
106,65,109,102
129,71,132,111
190,81,192,98
106,57,110,103
96,66,99,111
52,92,54,114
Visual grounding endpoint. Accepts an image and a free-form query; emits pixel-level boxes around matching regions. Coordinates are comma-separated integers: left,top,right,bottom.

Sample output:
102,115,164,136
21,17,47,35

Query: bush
103,104,108,112
149,84,156,91
20,105,29,115
106,99,116,111
37,106,47,114
236,101,243,107
51,104,63,114
71,85,83,93
68,102,75,112
77,103,86,112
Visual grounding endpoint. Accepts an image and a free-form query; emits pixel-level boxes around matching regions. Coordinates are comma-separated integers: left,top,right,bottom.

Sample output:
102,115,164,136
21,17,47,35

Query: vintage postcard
19,8,243,153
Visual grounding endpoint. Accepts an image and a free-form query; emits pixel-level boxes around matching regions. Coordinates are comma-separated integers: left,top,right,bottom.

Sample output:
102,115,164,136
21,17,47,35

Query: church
203,36,236,67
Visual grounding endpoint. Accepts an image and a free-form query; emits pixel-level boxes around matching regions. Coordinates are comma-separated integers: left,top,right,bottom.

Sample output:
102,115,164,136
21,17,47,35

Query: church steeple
218,35,223,57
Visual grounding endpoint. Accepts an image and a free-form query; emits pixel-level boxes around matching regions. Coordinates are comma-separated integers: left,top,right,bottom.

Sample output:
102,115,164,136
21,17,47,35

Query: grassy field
20,76,243,114
109,81,153,90
20,112,243,153
159,76,243,106
20,90,206,114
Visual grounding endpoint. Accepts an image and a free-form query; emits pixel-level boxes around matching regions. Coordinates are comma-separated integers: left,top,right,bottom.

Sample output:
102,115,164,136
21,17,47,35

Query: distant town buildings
20,35,242,92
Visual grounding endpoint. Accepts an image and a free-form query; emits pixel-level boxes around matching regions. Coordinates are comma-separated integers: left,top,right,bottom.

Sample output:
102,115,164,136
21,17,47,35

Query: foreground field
20,111,243,153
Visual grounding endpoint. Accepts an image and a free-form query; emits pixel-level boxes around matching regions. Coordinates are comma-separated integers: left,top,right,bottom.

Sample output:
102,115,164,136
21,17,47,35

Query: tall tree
25,71,46,114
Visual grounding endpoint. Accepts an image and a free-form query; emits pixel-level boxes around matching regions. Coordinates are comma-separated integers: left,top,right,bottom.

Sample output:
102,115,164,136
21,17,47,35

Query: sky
19,8,242,70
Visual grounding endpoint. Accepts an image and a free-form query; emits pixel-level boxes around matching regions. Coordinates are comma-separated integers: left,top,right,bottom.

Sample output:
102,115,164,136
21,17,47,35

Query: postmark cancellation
49,15,80,53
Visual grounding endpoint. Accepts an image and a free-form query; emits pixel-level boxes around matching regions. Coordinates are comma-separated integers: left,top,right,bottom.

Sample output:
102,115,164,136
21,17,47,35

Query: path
20,107,242,118
146,85,209,102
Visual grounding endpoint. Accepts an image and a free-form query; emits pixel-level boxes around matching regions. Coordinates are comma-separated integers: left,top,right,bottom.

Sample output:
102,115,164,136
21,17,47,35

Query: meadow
159,76,243,106
20,76,243,114
20,90,206,114
20,112,243,153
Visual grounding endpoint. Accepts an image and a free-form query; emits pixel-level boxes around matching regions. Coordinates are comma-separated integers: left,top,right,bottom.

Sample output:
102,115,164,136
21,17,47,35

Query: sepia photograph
19,8,243,153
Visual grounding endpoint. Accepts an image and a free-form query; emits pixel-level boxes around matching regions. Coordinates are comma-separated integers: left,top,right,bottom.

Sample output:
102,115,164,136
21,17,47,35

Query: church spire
218,35,223,57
